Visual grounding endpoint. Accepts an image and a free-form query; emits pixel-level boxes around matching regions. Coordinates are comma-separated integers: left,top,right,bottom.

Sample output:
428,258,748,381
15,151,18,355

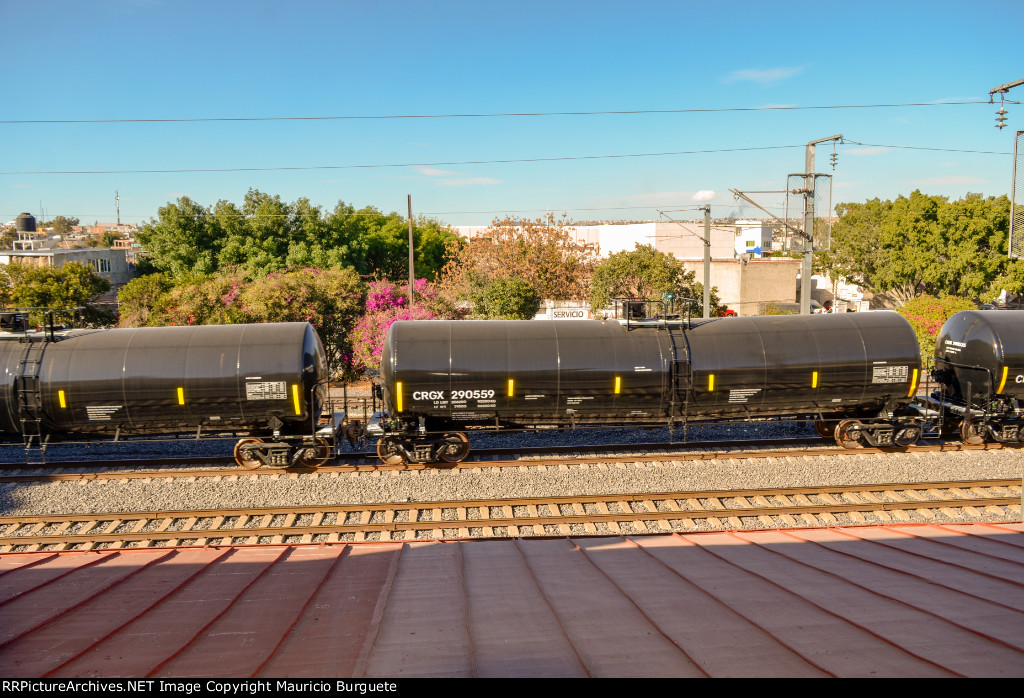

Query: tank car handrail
612,297,696,330
933,357,998,396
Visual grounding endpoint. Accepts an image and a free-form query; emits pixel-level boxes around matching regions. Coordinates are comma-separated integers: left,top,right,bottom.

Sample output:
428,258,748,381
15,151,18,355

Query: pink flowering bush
349,279,462,374
896,294,977,359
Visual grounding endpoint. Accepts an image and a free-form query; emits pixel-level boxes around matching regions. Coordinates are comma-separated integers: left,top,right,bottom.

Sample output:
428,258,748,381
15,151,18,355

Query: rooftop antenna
115,190,120,225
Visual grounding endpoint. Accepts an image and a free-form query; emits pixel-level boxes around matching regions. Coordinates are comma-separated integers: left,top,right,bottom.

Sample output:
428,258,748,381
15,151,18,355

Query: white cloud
723,66,804,85
691,190,715,202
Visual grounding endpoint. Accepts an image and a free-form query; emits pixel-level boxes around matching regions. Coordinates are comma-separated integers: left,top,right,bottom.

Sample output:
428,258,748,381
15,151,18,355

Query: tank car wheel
894,425,922,447
834,419,863,449
234,438,264,469
377,436,407,465
960,419,987,445
296,437,331,469
813,421,836,440
438,432,471,463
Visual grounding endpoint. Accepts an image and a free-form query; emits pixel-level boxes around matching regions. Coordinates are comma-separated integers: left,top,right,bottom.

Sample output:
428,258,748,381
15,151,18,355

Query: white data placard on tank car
246,381,288,400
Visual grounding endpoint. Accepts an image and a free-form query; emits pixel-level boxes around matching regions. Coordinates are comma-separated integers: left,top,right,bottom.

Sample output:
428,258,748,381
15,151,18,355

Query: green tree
821,191,1011,305
135,191,460,281
589,244,722,317
41,216,80,238
0,265,11,306
473,277,541,319
238,268,365,377
984,257,1024,300
0,226,16,250
135,196,219,278
85,231,120,248
116,272,176,327
8,262,111,323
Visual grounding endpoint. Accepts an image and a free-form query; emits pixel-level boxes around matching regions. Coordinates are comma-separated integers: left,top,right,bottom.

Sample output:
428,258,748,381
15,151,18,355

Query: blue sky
3,0,1022,228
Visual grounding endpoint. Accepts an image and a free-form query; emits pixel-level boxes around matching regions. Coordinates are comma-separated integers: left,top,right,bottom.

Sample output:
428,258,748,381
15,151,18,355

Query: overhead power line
2,140,1010,177
0,144,803,175
0,101,989,125
845,141,1011,155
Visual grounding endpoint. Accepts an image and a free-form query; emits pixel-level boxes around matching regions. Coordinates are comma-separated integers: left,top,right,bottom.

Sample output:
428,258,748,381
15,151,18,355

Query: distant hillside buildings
0,213,140,296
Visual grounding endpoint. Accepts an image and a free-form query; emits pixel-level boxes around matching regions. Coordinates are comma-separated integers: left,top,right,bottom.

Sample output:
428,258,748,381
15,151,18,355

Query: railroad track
1,439,1018,484
0,436,826,472
2,479,1019,552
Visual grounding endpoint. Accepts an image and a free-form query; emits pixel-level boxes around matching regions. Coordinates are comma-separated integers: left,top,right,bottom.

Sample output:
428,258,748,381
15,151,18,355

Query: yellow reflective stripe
708,374,715,392
58,390,66,409
396,382,403,412
614,376,621,394
997,366,1008,394
177,387,185,405
812,371,818,389
907,368,919,398
508,379,514,397
292,384,301,415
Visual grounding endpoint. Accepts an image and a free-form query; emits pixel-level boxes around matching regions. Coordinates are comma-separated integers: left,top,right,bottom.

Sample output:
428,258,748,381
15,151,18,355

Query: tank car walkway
1,523,1022,678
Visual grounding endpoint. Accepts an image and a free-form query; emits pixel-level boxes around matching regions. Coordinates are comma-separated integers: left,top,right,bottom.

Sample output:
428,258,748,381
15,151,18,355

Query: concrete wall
0,248,135,287
681,258,801,316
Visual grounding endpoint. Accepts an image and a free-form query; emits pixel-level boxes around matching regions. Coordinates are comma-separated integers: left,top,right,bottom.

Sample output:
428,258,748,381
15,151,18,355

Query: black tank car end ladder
16,337,49,458
665,323,692,421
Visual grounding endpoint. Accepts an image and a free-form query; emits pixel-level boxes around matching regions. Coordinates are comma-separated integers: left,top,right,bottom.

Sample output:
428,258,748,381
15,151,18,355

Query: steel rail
0,439,1017,484
1,480,1019,552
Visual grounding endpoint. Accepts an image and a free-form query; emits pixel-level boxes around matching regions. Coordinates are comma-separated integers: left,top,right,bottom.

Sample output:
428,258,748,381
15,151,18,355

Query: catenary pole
801,135,842,315
408,195,415,306
703,206,711,318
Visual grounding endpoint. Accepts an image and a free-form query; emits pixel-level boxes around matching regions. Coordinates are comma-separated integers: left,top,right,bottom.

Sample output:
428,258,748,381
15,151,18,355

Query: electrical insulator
830,152,838,169
997,106,1008,130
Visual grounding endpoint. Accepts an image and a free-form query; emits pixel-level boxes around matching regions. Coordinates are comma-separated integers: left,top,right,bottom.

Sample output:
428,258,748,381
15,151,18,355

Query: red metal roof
1,522,1022,678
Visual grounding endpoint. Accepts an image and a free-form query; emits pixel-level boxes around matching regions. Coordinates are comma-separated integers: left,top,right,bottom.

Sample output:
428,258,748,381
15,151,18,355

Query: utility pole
656,208,712,318
407,195,415,306
801,135,842,315
702,206,711,319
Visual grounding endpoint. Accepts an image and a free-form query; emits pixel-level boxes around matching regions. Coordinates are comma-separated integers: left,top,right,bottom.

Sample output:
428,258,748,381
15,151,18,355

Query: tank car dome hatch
934,310,1024,402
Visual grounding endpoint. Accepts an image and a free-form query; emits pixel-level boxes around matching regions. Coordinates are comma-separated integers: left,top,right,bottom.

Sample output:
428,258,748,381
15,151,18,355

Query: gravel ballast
1,439,1021,518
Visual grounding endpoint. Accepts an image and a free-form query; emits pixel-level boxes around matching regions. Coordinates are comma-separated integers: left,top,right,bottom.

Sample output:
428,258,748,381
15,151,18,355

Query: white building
732,219,773,258
455,221,738,260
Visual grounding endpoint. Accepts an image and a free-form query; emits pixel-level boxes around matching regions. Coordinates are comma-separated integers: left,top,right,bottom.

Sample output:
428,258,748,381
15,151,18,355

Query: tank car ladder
15,339,48,462
666,323,692,442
